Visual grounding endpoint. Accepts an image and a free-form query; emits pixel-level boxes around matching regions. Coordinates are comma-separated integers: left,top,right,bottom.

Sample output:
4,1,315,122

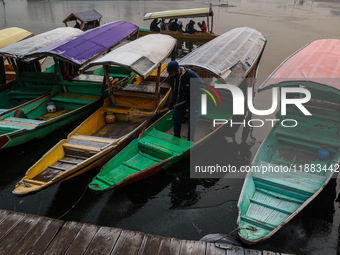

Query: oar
130,100,186,120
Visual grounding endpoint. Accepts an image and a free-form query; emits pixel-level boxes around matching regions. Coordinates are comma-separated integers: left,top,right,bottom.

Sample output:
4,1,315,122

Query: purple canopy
23,21,138,66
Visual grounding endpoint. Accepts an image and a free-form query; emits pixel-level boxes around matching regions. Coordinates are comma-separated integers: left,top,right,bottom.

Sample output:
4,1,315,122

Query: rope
213,226,257,243
56,186,88,219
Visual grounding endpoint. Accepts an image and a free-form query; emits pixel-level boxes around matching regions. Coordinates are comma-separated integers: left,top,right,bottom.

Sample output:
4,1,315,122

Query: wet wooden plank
84,226,122,255
65,223,100,255
157,237,181,255
10,217,63,255
42,221,83,255
33,168,63,182
137,234,163,255
0,214,40,255
263,252,277,255
0,210,10,225
179,240,206,255
110,229,144,255
0,211,24,239
227,246,245,255
206,242,226,255
245,248,262,255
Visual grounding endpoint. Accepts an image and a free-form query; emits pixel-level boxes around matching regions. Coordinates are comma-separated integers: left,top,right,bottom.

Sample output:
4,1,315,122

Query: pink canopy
259,39,340,91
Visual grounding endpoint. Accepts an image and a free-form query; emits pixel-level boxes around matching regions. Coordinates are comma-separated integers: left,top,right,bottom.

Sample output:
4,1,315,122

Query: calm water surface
0,1,340,254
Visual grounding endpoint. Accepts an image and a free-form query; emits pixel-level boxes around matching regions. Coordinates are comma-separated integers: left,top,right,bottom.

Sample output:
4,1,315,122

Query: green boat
0,21,139,149
88,27,267,191
237,39,340,244
0,27,83,115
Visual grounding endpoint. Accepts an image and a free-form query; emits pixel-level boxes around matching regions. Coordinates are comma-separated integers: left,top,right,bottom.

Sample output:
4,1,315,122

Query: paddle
131,100,186,120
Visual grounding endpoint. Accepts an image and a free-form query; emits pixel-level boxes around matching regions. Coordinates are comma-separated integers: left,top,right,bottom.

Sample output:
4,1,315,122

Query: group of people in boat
150,18,207,34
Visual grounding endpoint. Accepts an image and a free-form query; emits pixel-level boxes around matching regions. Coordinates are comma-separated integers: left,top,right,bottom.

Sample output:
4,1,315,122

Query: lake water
0,0,340,254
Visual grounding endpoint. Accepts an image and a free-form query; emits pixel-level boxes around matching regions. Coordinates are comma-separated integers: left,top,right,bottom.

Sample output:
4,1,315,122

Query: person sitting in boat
186,20,199,34
150,19,161,32
201,21,208,33
74,20,80,29
167,61,202,141
169,18,180,31
177,21,185,33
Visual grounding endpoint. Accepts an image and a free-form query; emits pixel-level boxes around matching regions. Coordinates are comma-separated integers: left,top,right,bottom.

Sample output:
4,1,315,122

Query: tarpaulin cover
23,21,138,66
179,27,266,85
0,27,82,59
86,34,176,79
259,39,340,92
0,27,33,49
144,8,211,20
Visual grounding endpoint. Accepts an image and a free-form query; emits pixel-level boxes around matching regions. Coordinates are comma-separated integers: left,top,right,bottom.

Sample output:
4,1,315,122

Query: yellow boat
0,27,33,91
13,34,176,196
140,5,217,41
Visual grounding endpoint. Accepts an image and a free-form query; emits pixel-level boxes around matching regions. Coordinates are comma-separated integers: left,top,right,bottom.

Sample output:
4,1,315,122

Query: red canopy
259,39,340,91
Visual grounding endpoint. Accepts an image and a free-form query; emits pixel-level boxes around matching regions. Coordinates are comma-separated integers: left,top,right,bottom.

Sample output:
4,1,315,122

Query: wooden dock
0,209,294,255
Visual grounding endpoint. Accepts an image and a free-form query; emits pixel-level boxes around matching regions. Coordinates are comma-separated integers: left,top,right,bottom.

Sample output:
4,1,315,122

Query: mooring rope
213,226,257,243
57,186,88,219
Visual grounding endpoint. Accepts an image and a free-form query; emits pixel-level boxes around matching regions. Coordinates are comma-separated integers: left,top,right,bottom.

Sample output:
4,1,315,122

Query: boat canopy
0,27,33,49
63,9,102,23
23,21,138,66
179,27,266,84
84,34,176,79
144,8,213,20
259,39,340,93
0,27,83,59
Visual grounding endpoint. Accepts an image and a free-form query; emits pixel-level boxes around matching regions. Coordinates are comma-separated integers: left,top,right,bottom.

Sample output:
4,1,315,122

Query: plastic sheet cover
259,39,340,92
24,21,138,66
179,27,266,85
86,34,176,79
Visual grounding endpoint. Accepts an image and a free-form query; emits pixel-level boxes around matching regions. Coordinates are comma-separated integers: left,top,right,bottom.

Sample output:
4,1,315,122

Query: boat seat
139,128,191,157
63,134,117,152
51,93,100,105
274,126,340,148
0,117,44,130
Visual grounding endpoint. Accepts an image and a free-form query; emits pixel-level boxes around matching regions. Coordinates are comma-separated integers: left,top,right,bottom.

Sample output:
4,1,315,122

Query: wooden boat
0,27,83,115
0,21,138,117
0,27,33,92
88,27,267,191
63,9,102,31
140,5,217,41
13,34,177,196
237,39,340,244
0,21,139,150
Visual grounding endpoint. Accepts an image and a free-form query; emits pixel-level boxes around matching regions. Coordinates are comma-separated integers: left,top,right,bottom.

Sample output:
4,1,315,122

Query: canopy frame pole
154,64,162,110
103,64,115,105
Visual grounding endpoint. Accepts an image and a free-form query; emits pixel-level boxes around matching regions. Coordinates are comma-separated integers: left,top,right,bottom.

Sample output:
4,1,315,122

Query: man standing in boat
167,60,202,141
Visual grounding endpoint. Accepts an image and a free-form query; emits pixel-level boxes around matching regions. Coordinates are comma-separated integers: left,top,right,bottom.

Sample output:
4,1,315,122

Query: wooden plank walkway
0,210,295,255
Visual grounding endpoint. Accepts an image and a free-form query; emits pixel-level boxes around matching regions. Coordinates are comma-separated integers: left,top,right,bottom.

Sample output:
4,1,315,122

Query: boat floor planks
0,210,295,255
93,121,141,138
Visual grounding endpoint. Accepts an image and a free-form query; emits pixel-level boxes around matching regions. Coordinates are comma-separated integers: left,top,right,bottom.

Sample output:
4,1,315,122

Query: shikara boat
140,6,217,41
0,21,139,150
13,34,177,196
0,27,83,115
0,27,33,92
88,27,267,191
237,39,340,244
63,9,102,31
